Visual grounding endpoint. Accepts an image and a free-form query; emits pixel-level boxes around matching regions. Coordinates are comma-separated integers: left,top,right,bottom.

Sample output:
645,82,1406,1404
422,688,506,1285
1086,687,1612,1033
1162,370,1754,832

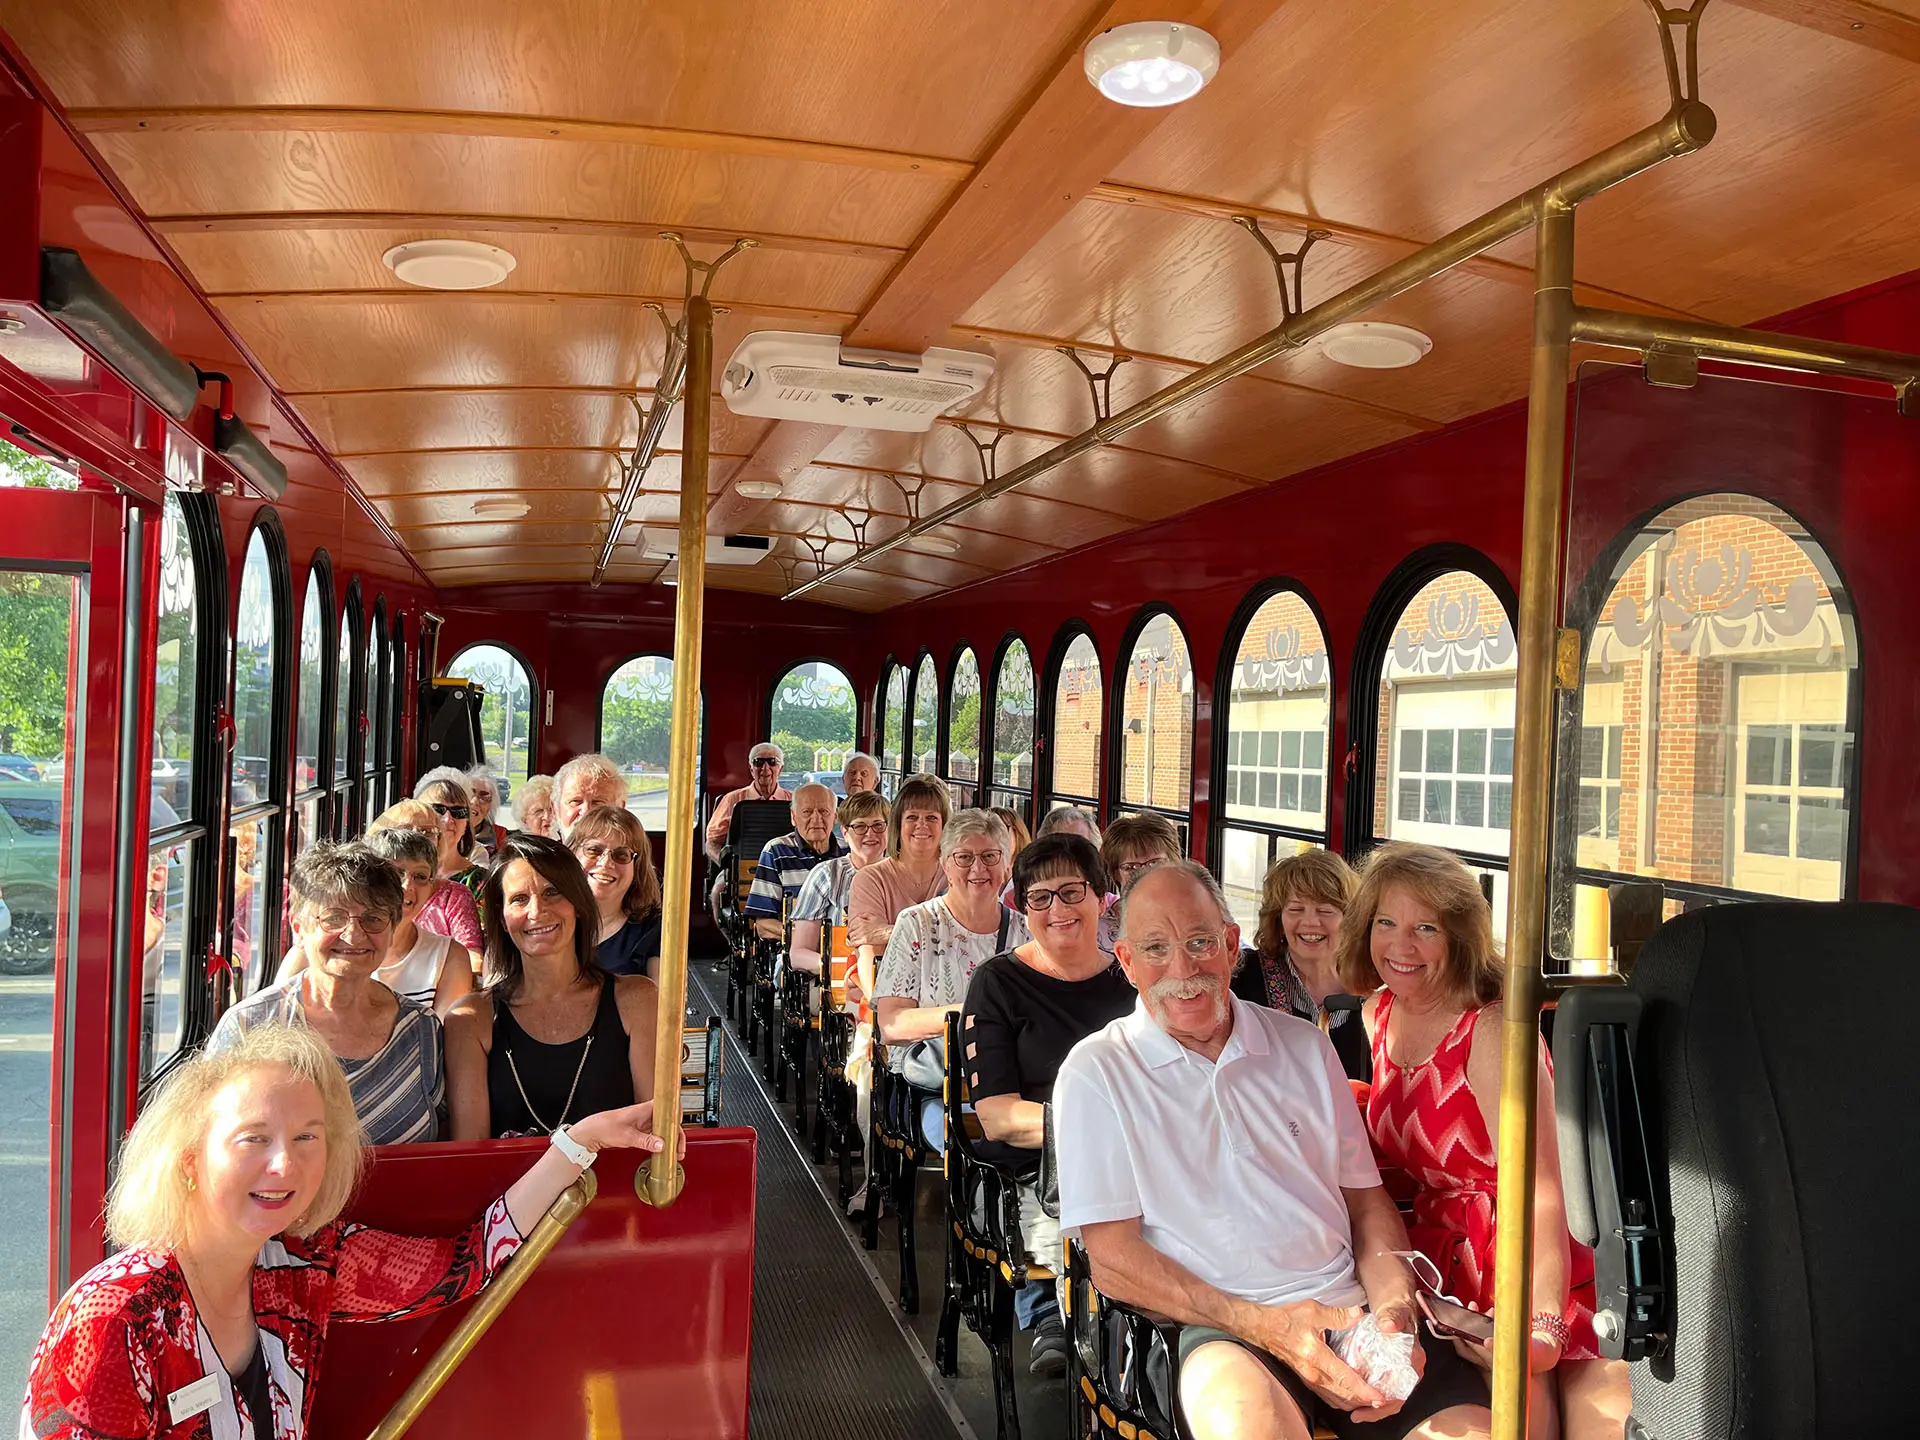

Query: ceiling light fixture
1084,22,1220,107
382,239,518,291
471,496,531,519
732,479,784,501
916,535,961,555
1316,322,1434,370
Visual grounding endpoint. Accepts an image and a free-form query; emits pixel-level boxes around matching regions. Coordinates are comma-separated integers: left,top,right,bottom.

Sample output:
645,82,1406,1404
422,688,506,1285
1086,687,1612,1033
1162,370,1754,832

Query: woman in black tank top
444,834,659,1141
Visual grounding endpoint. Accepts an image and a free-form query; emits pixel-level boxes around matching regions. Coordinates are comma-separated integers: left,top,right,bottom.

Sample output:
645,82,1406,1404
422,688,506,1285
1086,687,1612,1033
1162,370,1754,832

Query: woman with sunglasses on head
567,804,663,979
963,832,1136,1375
444,833,658,1141
1340,842,1629,1440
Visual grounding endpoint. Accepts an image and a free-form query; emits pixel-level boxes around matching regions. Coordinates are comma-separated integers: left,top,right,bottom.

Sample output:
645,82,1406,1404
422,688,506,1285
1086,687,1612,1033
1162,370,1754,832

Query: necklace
505,1032,594,1133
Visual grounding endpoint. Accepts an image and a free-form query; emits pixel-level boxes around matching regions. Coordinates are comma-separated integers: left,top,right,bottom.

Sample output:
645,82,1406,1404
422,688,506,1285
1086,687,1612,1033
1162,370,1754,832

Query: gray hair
1038,804,1103,846
1115,858,1234,945
363,825,438,871
518,774,555,807
413,766,471,802
841,751,878,778
749,741,785,764
464,764,498,794
554,752,628,801
940,807,1011,862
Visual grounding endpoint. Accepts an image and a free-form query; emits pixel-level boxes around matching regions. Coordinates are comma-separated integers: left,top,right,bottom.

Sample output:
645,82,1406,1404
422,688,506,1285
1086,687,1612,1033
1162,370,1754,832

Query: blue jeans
919,1095,944,1151
1015,1276,1059,1328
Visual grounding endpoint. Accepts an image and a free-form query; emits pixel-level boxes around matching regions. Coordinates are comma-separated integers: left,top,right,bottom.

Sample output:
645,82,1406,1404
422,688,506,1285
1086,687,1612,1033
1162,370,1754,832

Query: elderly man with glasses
1054,860,1492,1440
743,782,848,943
704,742,794,863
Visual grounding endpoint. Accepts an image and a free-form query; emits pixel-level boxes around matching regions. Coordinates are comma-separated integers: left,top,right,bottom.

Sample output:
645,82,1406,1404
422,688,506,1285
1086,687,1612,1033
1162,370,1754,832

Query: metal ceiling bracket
888,471,929,525
774,555,800,592
827,499,874,550
960,424,1005,485
1233,217,1332,323
1641,344,1699,389
661,231,760,307
1645,0,1712,110
1058,346,1132,425
799,531,834,575
1899,381,1917,419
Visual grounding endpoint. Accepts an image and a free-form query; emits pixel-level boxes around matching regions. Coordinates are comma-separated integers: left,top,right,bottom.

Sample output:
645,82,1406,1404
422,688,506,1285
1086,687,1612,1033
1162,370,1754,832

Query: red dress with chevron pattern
1366,992,1599,1359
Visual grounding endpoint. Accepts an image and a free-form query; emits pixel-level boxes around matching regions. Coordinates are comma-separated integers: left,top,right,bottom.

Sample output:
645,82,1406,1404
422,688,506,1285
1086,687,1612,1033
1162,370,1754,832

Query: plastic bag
1328,1312,1419,1403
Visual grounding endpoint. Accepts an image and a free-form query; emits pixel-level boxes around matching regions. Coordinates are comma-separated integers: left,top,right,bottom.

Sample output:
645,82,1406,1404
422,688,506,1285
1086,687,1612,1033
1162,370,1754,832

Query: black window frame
765,656,859,783
446,639,541,788
983,630,1036,828
332,579,364,839
1040,619,1105,821
293,550,335,856
1108,604,1197,852
224,509,292,998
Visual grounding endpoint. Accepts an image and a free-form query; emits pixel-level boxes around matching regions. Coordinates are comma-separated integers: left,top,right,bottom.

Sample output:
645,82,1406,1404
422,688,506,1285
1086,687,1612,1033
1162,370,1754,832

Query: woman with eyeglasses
210,843,444,1145
567,804,663,978
962,832,1137,1373
1095,811,1183,952
789,790,890,980
413,767,488,887
465,765,504,855
847,774,951,1001
369,799,484,957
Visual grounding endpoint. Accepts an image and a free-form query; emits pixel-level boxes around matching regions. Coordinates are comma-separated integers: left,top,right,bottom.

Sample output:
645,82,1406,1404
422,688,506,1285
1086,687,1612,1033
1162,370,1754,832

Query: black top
487,975,634,1137
597,913,662,976
236,1343,273,1440
1230,946,1372,1083
961,949,1137,1174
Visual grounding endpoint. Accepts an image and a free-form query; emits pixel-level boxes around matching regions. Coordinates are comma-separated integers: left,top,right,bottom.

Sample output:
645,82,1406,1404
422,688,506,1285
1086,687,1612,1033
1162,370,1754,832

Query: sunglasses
578,843,637,866
751,757,782,769
428,802,470,819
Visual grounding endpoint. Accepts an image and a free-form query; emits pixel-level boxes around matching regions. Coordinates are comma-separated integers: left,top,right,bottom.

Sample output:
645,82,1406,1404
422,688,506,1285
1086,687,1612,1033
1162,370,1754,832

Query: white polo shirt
1054,996,1379,1308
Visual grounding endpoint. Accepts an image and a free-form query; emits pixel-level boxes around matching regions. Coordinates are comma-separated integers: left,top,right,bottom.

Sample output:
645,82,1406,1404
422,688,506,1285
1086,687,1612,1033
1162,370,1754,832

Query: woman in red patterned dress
1337,842,1630,1440
22,1023,667,1440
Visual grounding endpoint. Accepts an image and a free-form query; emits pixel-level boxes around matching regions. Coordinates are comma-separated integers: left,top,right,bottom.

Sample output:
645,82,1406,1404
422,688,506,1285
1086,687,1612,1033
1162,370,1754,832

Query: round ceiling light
382,239,517,290
916,534,961,555
1316,322,1434,370
471,496,530,519
733,479,784,501
1084,22,1221,107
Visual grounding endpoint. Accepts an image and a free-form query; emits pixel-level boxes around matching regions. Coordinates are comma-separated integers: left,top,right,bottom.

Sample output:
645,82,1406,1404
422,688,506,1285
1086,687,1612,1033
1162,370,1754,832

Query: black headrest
1628,901,1920,1440
726,798,793,856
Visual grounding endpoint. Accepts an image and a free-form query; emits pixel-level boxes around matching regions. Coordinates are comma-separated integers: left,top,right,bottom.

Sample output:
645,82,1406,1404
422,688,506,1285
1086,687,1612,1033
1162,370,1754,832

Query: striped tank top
377,928,455,1009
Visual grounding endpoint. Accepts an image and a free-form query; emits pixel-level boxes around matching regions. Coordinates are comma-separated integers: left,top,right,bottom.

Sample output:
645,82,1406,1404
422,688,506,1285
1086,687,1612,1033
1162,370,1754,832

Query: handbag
898,906,1013,1093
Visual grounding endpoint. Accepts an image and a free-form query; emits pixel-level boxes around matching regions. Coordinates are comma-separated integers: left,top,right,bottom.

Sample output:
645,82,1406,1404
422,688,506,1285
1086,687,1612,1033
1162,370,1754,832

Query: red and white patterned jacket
20,1197,521,1439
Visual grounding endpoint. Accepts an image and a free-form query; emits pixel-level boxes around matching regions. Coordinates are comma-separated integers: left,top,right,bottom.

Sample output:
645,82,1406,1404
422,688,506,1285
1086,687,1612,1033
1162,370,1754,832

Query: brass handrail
364,1172,598,1440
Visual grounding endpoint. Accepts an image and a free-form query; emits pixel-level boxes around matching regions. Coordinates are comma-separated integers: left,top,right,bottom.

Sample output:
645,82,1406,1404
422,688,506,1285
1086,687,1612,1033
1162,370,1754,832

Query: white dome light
733,479,784,500
383,239,517,290
1084,22,1220,108
1316,322,1434,370
471,496,530,519
915,534,961,555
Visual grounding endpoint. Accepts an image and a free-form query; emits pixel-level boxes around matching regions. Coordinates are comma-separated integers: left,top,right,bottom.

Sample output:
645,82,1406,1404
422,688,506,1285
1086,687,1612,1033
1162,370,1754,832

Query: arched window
945,648,981,808
448,643,536,786
1557,493,1858,954
768,661,857,782
1217,587,1332,929
293,558,331,854
363,601,385,832
598,654,703,833
988,638,1035,819
229,520,288,994
879,663,908,797
910,653,939,776
1048,628,1103,815
144,493,222,1084
1114,611,1194,846
332,587,361,838
1371,566,1517,931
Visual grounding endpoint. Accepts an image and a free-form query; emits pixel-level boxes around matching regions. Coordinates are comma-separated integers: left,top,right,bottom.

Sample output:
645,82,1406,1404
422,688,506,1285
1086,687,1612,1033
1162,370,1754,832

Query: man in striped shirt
745,783,848,941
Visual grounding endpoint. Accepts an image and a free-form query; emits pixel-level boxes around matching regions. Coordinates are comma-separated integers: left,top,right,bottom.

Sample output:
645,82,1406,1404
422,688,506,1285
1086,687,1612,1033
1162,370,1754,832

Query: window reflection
1119,613,1193,812
1051,633,1102,804
991,641,1034,807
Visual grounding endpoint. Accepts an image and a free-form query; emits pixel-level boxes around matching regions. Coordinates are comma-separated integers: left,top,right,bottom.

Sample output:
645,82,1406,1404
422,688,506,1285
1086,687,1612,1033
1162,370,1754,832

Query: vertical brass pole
1491,195,1575,1440
642,294,713,1208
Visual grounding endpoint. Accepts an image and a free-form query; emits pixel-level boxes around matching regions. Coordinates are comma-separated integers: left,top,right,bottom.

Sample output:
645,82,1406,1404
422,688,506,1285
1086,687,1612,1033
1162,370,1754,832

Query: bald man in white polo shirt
1054,862,1492,1440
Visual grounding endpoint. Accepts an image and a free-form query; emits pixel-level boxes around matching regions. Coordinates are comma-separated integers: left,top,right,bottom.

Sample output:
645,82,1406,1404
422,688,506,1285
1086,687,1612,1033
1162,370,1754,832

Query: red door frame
0,482,151,1297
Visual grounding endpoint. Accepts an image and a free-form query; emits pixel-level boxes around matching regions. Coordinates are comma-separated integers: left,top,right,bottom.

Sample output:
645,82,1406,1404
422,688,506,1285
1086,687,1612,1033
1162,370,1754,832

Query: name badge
166,1372,223,1426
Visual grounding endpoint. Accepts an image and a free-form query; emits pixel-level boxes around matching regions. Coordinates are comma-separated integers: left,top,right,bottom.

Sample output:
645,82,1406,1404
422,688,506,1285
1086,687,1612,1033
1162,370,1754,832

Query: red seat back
309,1130,756,1440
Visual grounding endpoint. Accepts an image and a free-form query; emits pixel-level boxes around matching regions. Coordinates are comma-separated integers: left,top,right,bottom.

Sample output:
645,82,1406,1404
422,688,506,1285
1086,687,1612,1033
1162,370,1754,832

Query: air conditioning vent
722,332,993,432
639,530,773,566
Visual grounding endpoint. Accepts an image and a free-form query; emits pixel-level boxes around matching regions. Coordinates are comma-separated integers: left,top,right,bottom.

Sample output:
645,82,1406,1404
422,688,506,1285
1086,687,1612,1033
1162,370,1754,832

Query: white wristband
549,1124,596,1169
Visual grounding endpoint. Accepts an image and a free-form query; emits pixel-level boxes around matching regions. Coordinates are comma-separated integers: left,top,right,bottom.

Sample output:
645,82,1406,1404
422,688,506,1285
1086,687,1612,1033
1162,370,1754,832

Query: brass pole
1491,196,1576,1440
642,292,713,1208
1570,306,1920,399
364,1173,597,1440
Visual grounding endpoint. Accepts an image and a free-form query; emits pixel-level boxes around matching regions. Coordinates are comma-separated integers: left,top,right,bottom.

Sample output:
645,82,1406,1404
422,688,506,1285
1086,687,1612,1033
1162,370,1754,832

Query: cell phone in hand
1416,1291,1494,1342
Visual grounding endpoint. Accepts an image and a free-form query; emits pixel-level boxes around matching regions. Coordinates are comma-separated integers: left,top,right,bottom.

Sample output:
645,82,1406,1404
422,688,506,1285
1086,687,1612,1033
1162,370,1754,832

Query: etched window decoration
448,643,535,782
1051,633,1103,805
1578,495,1857,901
1119,613,1194,814
294,567,327,852
1224,592,1329,831
911,654,939,775
992,641,1035,796
769,661,857,776
598,654,703,832
880,664,908,793
946,650,981,794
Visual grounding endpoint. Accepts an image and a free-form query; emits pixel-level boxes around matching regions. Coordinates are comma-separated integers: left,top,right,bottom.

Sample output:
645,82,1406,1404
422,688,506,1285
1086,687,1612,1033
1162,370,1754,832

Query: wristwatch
549,1124,597,1169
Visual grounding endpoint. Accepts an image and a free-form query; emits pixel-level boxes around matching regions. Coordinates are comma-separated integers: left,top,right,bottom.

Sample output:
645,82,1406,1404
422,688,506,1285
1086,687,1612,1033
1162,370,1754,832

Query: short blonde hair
1336,842,1502,1009
108,1026,364,1251
369,798,439,836
518,774,556,814
1255,848,1358,963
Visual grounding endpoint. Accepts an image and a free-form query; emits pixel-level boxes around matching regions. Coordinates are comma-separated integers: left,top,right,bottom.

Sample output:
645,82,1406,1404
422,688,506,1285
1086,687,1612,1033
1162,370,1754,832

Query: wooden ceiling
5,0,1918,609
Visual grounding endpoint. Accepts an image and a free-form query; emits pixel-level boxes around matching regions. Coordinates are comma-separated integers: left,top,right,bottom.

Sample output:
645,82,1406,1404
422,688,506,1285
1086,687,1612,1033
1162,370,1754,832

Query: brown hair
885,774,952,858
840,789,891,830
989,806,1032,857
481,833,606,1001
567,803,662,920
1336,842,1502,1009
1100,811,1182,878
1255,848,1358,963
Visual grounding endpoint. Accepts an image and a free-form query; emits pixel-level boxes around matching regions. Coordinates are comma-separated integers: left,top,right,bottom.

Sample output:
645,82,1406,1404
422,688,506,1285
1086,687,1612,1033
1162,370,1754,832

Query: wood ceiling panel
0,0,1095,160
393,518,606,548
87,130,953,248
169,227,893,315
348,448,621,497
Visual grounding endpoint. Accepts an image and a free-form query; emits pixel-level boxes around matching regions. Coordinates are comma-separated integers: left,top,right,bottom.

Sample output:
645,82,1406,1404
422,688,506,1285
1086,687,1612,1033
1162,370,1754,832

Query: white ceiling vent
721,332,994,432
640,530,773,567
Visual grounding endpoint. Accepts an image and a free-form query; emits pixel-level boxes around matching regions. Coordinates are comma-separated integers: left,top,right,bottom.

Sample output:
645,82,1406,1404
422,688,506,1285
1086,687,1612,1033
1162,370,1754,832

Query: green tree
0,575,72,755
602,695,673,771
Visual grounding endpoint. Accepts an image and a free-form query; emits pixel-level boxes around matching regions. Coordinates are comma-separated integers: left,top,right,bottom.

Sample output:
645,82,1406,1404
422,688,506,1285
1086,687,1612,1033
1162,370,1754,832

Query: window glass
1224,591,1329,831
600,655,702,832
1376,570,1516,861
333,606,353,786
1578,494,1856,900
1119,612,1194,811
295,570,325,803
140,838,193,1079
363,617,383,830
152,496,197,824
1052,633,1103,802
911,655,939,774
991,640,1035,794
448,643,535,782
232,531,277,809
229,816,269,993
946,650,980,792
769,661,857,777
389,619,406,806
881,665,907,782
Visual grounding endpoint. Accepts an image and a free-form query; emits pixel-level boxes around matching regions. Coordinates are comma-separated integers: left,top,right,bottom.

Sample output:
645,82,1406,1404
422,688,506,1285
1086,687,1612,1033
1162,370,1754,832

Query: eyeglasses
578,843,636,866
844,820,888,837
428,802,470,820
948,849,1004,872
1115,857,1165,880
1134,931,1231,966
750,757,782,769
309,908,394,936
1025,881,1091,911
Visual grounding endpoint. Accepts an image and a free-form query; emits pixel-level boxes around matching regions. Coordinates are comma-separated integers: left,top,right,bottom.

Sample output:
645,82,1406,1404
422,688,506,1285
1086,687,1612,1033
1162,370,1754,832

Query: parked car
0,780,62,973
0,754,43,782
806,770,849,799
